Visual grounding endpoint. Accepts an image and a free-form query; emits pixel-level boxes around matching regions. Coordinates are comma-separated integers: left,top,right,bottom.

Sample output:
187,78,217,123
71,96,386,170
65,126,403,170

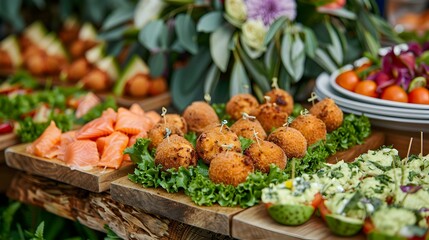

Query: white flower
225,0,247,22
242,19,268,51
134,0,166,28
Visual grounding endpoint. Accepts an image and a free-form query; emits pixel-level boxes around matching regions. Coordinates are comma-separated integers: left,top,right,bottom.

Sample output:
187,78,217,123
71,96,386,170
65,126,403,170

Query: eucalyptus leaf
148,52,166,77
325,22,343,66
363,30,380,57
175,14,198,54
264,16,287,45
204,64,221,97
241,35,264,59
101,6,134,31
197,11,224,33
210,24,234,72
98,25,128,41
138,20,165,51
278,66,291,91
230,60,251,96
106,40,124,56
281,32,295,79
313,48,337,73
317,7,356,19
303,27,318,58
291,34,305,82
264,41,279,78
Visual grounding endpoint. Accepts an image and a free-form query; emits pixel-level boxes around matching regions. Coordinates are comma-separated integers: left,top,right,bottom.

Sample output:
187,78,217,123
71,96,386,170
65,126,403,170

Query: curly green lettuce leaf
17,113,73,143
239,136,253,151
184,131,197,147
211,103,233,126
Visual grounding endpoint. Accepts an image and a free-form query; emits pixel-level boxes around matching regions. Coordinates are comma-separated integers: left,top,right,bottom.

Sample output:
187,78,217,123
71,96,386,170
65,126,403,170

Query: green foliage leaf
103,224,121,240
138,20,166,51
197,11,224,33
203,64,221,97
290,34,306,82
1,202,21,239
124,138,153,164
30,221,45,240
211,103,233,125
239,136,253,151
312,48,337,73
101,6,134,31
184,132,197,147
325,22,343,66
303,27,318,58
210,24,234,72
148,52,166,77
264,16,287,45
230,60,251,96
175,14,198,54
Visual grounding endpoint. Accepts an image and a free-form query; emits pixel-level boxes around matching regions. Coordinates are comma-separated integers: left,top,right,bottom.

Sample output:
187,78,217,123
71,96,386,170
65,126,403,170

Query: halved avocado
325,214,363,236
113,55,149,96
0,35,22,67
23,21,47,43
267,204,314,226
367,231,406,240
96,56,119,81
85,43,105,64
79,23,98,41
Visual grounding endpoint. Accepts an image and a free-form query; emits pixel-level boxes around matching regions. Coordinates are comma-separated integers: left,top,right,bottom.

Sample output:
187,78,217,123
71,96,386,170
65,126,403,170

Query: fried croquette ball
244,140,286,173
182,101,219,134
155,135,197,170
310,98,343,132
268,127,307,158
230,118,267,141
209,151,254,187
148,123,184,149
165,114,188,134
196,125,241,164
265,88,294,114
252,103,288,133
290,114,327,146
226,93,259,120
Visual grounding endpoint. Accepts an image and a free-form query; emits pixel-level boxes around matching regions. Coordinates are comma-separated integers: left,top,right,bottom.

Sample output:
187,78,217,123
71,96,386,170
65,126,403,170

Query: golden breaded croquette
290,114,327,146
155,134,197,170
165,113,188,134
182,101,219,134
252,103,288,133
310,98,343,132
265,88,294,114
244,140,286,173
209,151,254,187
268,127,307,158
230,117,267,141
226,93,259,120
196,125,241,164
148,123,184,149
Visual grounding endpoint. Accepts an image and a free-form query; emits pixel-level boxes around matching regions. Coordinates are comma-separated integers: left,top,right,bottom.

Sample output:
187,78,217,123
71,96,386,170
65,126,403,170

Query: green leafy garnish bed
127,112,371,208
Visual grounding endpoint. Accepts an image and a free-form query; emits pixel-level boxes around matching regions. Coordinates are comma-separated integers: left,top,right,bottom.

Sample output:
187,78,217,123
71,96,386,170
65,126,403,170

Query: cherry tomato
408,87,429,104
311,193,323,209
354,80,378,98
381,85,408,103
336,70,360,92
317,201,331,221
362,219,375,234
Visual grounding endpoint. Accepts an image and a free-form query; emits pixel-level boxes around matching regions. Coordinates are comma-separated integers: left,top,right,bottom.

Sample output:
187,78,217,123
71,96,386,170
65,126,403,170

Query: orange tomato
354,80,378,98
317,201,331,222
408,87,429,104
381,85,408,103
336,70,360,91
311,193,323,209
362,219,375,234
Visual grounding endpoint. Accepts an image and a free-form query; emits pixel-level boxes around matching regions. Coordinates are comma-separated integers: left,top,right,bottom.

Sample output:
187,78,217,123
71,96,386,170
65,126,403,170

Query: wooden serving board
326,131,385,164
0,132,18,152
97,92,171,111
110,176,244,236
232,204,365,240
5,143,134,192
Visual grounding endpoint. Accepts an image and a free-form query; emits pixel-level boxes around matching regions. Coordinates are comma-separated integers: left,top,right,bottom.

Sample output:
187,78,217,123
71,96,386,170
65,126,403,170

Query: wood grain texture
97,92,171,111
375,127,429,158
6,172,233,240
111,176,244,236
232,204,365,240
0,132,18,152
0,164,16,193
5,144,134,192
326,131,385,164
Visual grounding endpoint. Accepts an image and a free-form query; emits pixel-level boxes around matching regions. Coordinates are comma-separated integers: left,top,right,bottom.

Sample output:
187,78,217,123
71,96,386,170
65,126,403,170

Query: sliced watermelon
267,204,314,226
113,55,150,96
325,214,363,236
79,23,98,41
0,35,22,67
96,56,119,81
85,43,105,64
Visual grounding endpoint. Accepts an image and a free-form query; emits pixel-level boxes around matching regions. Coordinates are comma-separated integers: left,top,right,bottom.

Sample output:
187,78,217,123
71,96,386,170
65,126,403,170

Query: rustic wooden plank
111,176,244,236
0,164,16,193
97,92,171,111
5,144,134,192
375,127,428,158
232,204,365,240
326,131,385,164
0,132,18,152
6,172,233,240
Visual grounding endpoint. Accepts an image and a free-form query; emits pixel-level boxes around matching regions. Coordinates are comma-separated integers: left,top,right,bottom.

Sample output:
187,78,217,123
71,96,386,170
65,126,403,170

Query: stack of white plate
314,72,429,132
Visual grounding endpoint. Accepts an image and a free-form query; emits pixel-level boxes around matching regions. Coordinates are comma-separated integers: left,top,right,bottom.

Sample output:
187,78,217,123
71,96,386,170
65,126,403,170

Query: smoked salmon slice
76,117,114,140
65,140,99,170
129,103,145,116
96,136,107,155
75,92,100,118
145,111,161,125
30,121,62,158
115,107,148,135
98,131,129,169
57,131,77,161
101,108,117,122
123,131,148,161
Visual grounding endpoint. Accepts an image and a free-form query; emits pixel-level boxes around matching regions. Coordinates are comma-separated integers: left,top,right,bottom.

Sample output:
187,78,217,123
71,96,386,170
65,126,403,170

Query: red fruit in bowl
336,70,359,91
355,80,378,98
381,85,408,103
408,87,429,104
